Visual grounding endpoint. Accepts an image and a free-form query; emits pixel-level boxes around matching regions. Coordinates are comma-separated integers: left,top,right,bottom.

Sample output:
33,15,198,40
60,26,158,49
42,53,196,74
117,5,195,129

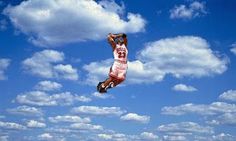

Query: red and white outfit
109,43,128,81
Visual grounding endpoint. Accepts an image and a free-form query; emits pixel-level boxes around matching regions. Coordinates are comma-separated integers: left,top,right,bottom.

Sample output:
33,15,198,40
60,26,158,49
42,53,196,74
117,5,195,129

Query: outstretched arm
113,33,127,46
107,33,116,50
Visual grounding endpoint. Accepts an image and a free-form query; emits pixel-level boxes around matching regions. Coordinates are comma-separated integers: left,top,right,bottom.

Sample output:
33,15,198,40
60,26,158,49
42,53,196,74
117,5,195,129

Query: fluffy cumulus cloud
161,102,236,116
83,59,113,85
215,113,236,125
16,91,91,106
120,113,150,124
84,36,228,85
6,105,43,116
219,90,236,102
97,132,139,141
4,0,146,47
140,132,159,140
48,115,91,123
170,1,207,20
157,122,214,134
22,50,78,80
70,123,103,131
34,80,62,91
26,120,46,128
172,84,197,92
72,106,126,116
38,133,53,140
137,36,228,79
0,59,10,80
0,121,26,130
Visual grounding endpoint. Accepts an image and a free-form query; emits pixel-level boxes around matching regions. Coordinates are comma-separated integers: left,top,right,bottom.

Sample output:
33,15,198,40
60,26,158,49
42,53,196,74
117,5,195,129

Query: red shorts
109,61,128,81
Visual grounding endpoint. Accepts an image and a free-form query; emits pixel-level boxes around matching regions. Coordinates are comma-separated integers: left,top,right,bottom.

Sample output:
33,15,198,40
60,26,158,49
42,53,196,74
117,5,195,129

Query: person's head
115,37,124,45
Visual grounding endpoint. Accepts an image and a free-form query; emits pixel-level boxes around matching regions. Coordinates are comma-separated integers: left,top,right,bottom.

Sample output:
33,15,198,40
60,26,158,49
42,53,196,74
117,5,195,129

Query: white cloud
22,50,78,80
4,0,145,47
38,133,53,141
6,105,43,116
72,106,126,116
16,91,91,106
120,113,150,124
212,113,236,126
170,1,207,20
137,36,228,78
0,59,10,80
219,90,236,102
163,135,187,141
161,102,236,116
83,59,113,85
212,133,236,141
26,120,46,128
140,132,159,140
97,134,113,140
0,135,8,141
48,115,91,123
172,84,197,92
92,92,114,99
231,47,236,55
0,121,26,130
70,123,103,131
157,122,214,134
35,81,62,91
231,43,236,55
84,36,228,85
97,132,134,141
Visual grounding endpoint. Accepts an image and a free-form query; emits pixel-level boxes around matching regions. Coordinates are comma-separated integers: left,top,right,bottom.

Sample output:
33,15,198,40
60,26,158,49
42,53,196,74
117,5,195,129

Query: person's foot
97,82,107,93
97,82,103,91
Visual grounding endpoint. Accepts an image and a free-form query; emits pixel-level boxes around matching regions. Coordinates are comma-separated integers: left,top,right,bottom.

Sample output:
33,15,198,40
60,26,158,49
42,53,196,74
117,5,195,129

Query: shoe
97,82,107,93
97,82,103,91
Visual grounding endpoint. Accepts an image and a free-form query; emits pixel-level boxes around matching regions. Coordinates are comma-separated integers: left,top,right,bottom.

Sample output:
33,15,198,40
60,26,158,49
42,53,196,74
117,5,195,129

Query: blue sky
0,0,236,141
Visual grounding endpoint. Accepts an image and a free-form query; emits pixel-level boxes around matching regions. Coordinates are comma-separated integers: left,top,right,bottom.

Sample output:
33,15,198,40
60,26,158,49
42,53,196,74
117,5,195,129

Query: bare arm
107,33,116,50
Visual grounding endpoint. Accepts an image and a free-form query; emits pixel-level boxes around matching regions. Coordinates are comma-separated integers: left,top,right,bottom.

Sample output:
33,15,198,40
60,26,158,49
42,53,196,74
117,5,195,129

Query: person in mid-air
97,33,128,93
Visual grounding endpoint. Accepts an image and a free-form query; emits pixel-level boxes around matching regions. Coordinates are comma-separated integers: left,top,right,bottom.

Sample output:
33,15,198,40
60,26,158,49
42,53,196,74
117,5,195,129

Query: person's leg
97,77,114,93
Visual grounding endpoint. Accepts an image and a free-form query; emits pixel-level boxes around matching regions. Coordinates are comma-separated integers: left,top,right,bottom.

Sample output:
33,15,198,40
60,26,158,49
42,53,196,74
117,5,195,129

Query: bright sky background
0,0,236,141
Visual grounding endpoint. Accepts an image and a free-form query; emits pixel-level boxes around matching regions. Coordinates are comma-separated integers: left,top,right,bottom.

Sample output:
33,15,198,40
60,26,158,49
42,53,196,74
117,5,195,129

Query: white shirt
113,43,128,62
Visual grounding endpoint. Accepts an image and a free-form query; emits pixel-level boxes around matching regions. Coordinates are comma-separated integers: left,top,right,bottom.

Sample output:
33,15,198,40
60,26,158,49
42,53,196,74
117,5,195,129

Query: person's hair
115,37,124,44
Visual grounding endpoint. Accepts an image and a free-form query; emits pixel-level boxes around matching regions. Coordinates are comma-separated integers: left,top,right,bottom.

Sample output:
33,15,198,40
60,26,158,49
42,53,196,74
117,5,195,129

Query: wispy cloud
16,91,91,106
161,102,236,116
230,43,236,55
72,106,126,116
170,1,207,20
157,122,214,134
7,105,43,117
0,121,26,130
48,115,91,123
0,59,10,80
92,92,114,99
70,123,103,131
